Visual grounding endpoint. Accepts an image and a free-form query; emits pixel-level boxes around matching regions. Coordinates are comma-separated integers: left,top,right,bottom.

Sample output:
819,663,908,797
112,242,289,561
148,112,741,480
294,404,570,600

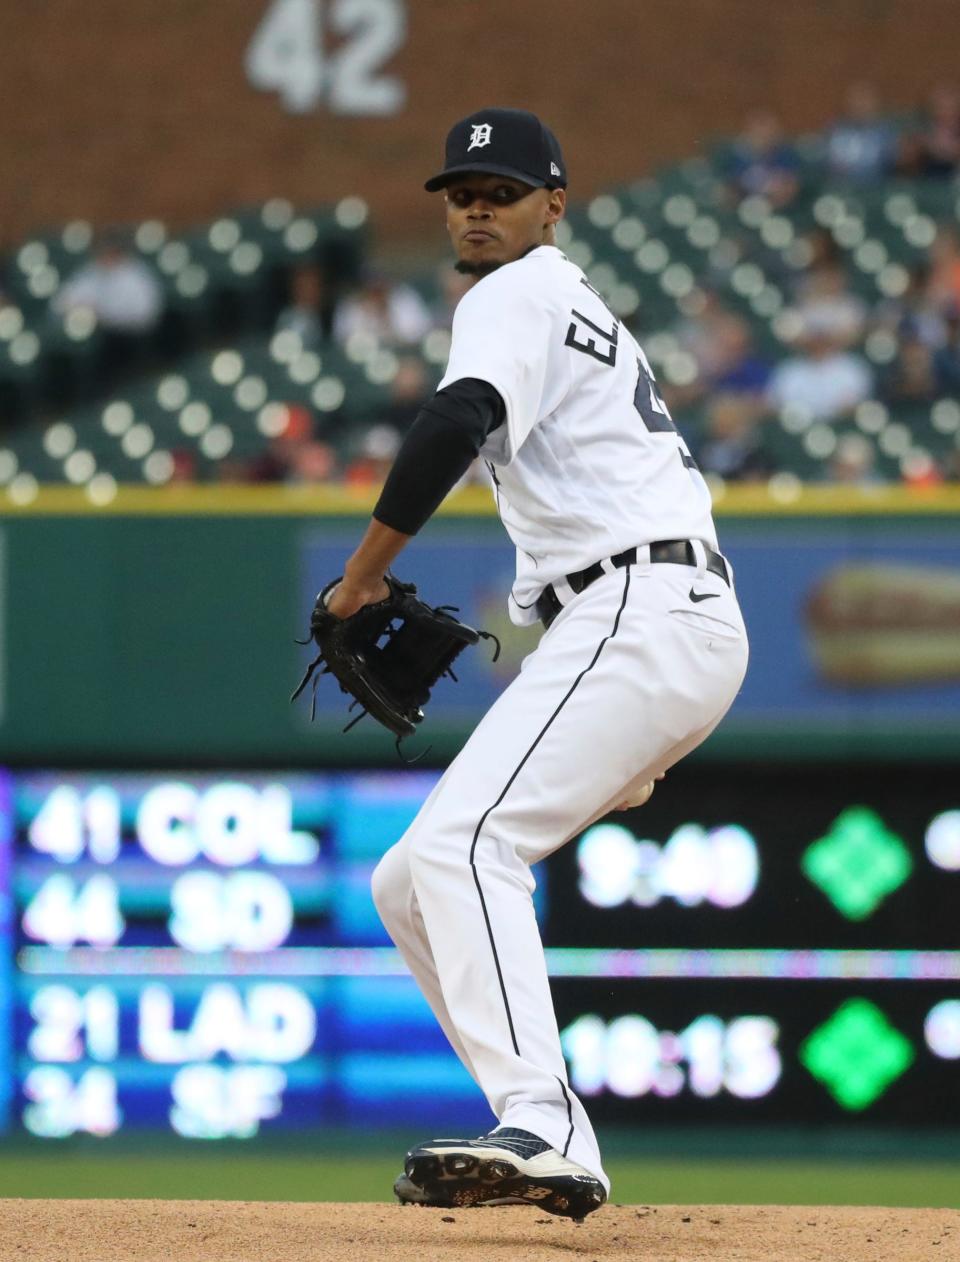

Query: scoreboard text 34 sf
3,765,960,1138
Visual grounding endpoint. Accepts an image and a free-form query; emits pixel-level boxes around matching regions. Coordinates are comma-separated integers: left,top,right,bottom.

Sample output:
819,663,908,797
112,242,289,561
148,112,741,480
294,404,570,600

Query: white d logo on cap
467,124,493,151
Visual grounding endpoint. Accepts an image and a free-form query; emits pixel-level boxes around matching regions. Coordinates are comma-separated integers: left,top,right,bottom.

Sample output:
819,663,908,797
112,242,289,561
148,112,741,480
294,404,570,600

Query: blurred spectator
826,83,895,183
54,233,163,334
344,423,402,486
793,261,867,348
275,264,327,348
288,439,337,483
934,308,960,395
54,232,163,384
903,456,943,489
880,336,937,404
696,394,771,481
430,265,476,330
726,111,800,208
245,403,334,483
767,329,872,421
801,227,844,272
333,270,432,348
900,83,960,178
711,321,772,395
927,226,960,316
381,356,432,433
674,290,740,378
245,435,336,484
245,436,296,483
827,433,882,485
672,294,770,405
169,449,198,484
873,262,947,349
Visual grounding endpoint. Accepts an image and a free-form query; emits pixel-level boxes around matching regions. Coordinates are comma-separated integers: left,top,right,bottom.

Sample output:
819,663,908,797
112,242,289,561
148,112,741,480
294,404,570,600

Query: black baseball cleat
393,1126,607,1220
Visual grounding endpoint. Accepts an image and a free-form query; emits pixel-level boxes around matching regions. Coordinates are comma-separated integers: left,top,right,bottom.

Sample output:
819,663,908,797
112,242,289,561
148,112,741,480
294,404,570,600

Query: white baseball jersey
438,244,719,624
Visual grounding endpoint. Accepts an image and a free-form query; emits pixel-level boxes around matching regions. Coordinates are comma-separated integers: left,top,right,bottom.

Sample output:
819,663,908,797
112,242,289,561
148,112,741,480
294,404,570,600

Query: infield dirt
1,1199,958,1261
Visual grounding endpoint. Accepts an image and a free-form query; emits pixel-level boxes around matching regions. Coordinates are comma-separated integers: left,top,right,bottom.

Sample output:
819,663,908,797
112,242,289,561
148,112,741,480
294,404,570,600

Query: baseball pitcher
315,107,749,1219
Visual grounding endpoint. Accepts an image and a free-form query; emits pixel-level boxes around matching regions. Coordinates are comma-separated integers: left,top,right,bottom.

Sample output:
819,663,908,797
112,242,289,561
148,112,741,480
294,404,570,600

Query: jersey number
635,353,699,470
633,353,675,433
246,0,406,115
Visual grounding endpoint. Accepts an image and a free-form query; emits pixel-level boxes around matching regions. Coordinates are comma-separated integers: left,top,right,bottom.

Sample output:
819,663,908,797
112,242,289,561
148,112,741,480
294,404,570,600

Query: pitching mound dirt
1,1199,957,1261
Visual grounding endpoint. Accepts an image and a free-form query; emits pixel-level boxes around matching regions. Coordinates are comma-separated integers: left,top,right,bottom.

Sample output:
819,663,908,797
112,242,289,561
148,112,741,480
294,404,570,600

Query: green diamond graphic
801,998,914,1110
801,807,912,920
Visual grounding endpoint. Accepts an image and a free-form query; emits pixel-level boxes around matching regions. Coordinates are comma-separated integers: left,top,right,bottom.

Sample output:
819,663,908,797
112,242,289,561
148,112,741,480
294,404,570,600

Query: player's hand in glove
291,572,499,748
324,575,390,619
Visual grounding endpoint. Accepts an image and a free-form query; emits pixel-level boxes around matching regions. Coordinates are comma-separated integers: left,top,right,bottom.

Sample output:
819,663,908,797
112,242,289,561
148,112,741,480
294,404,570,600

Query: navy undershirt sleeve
372,378,505,536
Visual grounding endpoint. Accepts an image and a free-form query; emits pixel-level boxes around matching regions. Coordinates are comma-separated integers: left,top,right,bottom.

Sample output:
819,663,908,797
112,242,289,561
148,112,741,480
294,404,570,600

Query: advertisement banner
301,520,960,736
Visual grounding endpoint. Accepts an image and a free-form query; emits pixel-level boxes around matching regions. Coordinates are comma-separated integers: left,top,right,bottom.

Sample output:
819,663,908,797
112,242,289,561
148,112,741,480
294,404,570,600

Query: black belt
535,539,730,629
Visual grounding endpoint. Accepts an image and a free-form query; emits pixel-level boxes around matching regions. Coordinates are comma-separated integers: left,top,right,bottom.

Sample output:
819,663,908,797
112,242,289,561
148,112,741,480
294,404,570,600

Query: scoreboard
7,770,481,1140
546,762,960,1126
2,765,960,1139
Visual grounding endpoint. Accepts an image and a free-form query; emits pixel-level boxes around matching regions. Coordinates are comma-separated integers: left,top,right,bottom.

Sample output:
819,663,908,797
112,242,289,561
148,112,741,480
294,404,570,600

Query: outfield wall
3,484,960,764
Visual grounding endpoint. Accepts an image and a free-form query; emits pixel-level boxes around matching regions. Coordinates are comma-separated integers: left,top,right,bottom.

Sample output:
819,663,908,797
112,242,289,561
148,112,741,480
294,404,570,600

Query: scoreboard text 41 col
2,765,960,1138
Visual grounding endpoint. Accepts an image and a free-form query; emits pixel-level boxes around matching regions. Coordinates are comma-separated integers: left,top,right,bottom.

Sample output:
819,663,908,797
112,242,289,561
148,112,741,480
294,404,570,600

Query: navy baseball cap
424,108,567,192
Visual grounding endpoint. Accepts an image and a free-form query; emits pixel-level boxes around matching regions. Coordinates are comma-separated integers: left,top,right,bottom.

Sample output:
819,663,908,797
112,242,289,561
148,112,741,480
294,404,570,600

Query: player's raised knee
404,816,474,874
370,842,413,926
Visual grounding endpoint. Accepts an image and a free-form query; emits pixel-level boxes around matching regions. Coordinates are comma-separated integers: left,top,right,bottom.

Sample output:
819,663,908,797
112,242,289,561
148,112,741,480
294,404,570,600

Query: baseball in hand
614,772,665,811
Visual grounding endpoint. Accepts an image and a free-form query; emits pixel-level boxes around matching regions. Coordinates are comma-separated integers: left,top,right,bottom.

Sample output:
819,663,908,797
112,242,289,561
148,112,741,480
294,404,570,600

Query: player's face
444,175,566,275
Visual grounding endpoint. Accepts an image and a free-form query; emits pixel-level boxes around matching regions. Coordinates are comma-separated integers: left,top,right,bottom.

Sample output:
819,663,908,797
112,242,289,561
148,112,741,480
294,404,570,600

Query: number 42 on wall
246,0,407,116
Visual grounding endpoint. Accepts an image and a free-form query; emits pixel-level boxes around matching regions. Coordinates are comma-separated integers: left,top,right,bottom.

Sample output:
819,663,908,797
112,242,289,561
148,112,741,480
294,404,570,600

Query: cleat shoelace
469,1127,552,1160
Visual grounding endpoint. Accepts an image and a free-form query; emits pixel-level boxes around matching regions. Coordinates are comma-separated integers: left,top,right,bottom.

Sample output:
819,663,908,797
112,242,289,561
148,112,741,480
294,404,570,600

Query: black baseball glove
291,573,499,745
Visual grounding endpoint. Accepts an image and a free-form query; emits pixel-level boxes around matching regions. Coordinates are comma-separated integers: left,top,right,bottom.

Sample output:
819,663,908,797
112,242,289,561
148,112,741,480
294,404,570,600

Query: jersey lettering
565,308,619,367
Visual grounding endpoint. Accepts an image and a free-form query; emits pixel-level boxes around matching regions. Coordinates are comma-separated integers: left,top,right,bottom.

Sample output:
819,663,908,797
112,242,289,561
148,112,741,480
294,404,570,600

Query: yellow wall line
3,483,960,517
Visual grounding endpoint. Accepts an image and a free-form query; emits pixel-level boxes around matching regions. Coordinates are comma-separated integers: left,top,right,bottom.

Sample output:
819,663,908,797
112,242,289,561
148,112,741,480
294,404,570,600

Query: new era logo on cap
425,108,567,192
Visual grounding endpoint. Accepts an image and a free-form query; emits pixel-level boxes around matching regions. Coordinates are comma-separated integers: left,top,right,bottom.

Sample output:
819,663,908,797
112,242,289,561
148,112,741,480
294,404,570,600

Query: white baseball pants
371,552,749,1189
